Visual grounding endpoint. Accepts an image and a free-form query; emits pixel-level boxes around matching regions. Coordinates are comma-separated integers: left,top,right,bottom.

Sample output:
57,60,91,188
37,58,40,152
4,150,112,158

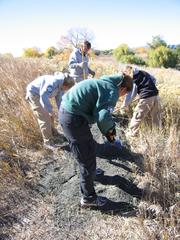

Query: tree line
1,34,180,69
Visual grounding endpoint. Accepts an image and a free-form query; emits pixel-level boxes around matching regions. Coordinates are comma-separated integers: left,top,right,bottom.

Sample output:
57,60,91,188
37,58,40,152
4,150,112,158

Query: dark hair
84,40,91,49
63,73,75,87
121,74,133,92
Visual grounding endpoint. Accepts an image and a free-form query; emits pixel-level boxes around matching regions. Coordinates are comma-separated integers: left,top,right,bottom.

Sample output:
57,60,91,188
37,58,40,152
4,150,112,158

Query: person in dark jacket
121,66,161,137
59,74,133,208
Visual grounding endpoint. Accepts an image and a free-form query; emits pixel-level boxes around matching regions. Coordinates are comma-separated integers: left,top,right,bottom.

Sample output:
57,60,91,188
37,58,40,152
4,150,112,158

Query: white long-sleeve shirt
68,48,94,82
26,73,65,113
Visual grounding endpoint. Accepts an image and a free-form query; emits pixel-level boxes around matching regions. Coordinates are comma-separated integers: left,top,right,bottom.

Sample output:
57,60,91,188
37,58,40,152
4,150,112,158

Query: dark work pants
59,108,96,200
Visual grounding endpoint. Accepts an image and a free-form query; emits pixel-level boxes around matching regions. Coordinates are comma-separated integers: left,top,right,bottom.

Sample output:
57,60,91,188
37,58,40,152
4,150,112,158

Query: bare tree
57,35,71,50
57,27,94,49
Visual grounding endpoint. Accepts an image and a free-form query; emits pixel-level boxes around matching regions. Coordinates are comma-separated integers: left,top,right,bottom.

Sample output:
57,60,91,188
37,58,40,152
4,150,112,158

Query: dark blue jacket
134,71,158,99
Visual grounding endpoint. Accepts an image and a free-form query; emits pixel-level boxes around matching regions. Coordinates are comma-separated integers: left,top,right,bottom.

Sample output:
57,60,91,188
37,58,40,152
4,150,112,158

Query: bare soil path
1,123,147,240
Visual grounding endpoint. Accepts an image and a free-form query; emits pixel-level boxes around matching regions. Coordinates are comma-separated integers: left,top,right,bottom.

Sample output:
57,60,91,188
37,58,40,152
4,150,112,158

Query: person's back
61,77,120,125
27,74,64,97
134,70,158,99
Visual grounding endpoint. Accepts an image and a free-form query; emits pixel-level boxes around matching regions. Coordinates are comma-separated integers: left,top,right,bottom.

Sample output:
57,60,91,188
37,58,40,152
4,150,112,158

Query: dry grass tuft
131,126,180,239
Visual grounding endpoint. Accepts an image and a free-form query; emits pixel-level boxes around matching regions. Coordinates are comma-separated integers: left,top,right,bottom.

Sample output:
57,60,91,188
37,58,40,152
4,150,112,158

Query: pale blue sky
0,0,180,56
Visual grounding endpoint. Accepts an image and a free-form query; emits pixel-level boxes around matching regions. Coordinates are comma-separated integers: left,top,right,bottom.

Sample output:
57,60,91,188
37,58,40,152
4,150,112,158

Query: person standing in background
68,40,95,83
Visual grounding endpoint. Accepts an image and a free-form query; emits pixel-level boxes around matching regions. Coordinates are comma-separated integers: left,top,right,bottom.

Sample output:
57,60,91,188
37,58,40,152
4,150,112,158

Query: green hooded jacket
61,75,124,135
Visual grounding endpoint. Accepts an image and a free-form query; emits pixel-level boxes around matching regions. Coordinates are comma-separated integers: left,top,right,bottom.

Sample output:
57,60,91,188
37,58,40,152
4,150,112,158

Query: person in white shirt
26,72,74,149
68,40,95,83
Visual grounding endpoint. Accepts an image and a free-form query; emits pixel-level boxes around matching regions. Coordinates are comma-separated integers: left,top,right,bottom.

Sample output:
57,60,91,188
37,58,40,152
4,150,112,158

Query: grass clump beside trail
0,57,179,239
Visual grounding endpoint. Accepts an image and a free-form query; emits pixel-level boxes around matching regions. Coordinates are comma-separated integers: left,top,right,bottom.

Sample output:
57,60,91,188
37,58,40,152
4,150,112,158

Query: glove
91,70,95,78
77,62,85,68
105,127,116,143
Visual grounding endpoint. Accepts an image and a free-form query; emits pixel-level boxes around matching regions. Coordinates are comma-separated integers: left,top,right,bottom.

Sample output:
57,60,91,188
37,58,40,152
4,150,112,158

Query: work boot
80,196,108,208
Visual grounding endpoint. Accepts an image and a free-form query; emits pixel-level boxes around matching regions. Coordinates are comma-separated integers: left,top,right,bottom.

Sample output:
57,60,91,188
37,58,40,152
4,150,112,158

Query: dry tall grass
0,57,67,150
117,65,180,239
0,56,179,239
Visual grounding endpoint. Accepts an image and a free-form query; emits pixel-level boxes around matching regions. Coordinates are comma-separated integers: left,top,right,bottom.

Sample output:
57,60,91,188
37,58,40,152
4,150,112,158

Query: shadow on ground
59,139,143,216
61,140,144,169
90,200,137,216
95,174,143,199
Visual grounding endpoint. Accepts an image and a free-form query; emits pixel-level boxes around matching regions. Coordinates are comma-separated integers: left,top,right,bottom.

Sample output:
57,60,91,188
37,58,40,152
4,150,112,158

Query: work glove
91,70,95,78
77,62,85,68
105,127,116,143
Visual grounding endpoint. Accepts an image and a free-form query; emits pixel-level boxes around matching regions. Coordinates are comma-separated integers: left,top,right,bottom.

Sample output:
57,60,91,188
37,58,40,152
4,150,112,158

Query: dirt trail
1,124,147,240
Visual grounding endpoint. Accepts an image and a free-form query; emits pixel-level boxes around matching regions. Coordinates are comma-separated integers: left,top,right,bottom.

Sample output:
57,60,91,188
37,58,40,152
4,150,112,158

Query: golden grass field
0,56,179,239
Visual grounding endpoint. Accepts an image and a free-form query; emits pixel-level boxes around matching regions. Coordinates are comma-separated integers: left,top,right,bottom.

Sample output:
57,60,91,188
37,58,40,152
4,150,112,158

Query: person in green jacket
59,74,133,208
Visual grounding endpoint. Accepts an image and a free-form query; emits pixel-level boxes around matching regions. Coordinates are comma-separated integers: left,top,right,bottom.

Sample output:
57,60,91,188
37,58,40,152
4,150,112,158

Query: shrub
120,54,146,65
148,46,178,68
23,47,42,58
53,48,71,61
175,47,180,62
101,49,113,55
113,44,134,61
94,49,101,56
44,46,59,58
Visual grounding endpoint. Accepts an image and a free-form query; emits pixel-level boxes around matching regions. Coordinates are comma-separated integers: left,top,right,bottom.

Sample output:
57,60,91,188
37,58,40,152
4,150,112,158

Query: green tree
147,35,167,49
23,47,42,57
45,46,58,58
113,44,134,61
175,47,180,62
174,47,180,69
148,46,178,68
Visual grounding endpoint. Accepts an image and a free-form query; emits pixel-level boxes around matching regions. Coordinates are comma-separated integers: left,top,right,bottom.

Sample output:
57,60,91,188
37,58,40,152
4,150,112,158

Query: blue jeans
59,107,96,200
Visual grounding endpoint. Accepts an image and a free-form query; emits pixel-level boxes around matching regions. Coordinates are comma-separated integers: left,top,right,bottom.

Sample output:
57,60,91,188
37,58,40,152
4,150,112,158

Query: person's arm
96,109,115,134
68,50,83,69
40,89,53,113
96,92,118,137
40,78,61,113
55,91,63,110
121,83,137,109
